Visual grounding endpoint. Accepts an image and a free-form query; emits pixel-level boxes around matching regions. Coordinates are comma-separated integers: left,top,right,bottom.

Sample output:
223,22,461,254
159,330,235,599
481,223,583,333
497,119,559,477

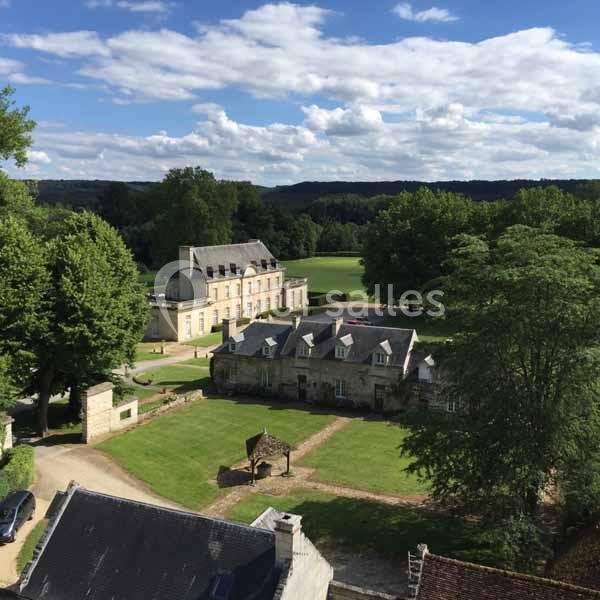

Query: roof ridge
74,486,275,538
427,553,600,597
192,241,264,251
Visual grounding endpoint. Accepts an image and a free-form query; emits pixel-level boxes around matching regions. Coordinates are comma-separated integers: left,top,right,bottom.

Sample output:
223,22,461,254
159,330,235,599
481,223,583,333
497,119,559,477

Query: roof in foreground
20,485,281,600
417,552,600,600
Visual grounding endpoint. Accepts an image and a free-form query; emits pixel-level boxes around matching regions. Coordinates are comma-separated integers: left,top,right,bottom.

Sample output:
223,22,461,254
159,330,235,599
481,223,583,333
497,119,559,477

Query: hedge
0,445,35,498
315,251,361,257
308,291,348,306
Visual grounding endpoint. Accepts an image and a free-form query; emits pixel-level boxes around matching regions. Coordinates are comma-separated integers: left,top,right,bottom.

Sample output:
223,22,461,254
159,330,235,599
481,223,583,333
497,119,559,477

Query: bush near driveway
98,399,334,510
226,489,499,565
0,445,35,498
300,419,430,496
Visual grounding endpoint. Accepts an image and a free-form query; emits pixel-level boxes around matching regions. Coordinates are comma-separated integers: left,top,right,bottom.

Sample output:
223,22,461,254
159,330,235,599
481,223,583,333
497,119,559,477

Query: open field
183,331,223,347
98,399,335,509
226,490,497,564
135,364,211,393
381,313,459,343
135,342,169,363
283,257,365,297
300,419,429,496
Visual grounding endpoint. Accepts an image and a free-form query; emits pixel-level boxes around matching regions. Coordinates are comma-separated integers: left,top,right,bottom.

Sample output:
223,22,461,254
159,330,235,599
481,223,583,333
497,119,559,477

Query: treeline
362,183,600,297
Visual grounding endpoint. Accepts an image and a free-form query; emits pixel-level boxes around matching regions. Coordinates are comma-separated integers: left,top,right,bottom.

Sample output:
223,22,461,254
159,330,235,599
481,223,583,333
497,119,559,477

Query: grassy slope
16,519,48,573
183,332,224,347
283,257,365,297
227,490,497,564
300,420,429,495
98,399,334,509
135,365,211,393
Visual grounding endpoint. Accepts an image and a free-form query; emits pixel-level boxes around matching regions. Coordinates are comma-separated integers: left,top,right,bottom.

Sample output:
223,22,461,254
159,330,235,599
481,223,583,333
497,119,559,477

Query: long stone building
145,240,308,342
212,316,441,413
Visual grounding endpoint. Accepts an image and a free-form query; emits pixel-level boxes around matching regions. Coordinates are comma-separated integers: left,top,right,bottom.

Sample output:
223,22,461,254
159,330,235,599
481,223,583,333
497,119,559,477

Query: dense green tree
402,226,600,518
0,86,36,168
317,221,362,252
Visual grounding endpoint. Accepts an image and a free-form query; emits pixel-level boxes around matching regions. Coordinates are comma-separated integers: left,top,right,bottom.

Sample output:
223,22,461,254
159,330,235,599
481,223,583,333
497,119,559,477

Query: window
260,368,272,388
199,314,204,335
225,306,231,319
225,285,230,299
236,304,241,319
227,363,237,382
257,299,262,314
297,343,308,358
447,398,459,413
266,297,271,311
246,302,253,317
120,408,132,421
335,345,346,360
237,283,241,296
229,341,236,352
375,352,386,366
212,310,219,326
267,278,271,291
212,287,218,301
263,345,272,358
335,379,347,399
258,280,262,292
185,315,192,339
248,281,253,294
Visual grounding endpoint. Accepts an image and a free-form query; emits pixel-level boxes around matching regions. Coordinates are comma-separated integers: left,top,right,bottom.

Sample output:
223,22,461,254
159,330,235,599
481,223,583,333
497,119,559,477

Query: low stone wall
137,390,204,423
1,416,14,458
328,581,402,600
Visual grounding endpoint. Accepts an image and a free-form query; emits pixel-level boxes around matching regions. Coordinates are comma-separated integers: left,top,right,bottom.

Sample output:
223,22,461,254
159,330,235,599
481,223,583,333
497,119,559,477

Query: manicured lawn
300,419,429,496
181,357,211,367
98,399,335,509
381,313,459,343
227,490,498,565
135,342,168,363
183,331,223,347
138,397,169,414
283,257,365,298
17,519,48,573
135,365,210,393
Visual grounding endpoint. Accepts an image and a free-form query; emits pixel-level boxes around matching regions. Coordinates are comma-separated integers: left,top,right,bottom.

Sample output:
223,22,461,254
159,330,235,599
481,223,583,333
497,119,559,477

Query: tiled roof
20,486,281,600
192,241,278,278
416,553,600,600
246,430,291,461
547,522,600,592
215,318,416,367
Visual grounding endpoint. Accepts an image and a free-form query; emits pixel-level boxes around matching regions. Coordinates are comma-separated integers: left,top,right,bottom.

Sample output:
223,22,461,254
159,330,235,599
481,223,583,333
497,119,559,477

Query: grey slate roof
215,319,415,367
20,487,281,600
192,241,279,279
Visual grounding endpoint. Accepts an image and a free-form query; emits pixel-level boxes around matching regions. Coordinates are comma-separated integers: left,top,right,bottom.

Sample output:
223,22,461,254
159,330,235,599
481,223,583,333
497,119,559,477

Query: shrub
0,445,35,497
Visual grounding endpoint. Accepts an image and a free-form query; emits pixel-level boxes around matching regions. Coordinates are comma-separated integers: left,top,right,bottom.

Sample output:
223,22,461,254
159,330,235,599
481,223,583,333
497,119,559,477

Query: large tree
0,86,36,168
402,226,600,518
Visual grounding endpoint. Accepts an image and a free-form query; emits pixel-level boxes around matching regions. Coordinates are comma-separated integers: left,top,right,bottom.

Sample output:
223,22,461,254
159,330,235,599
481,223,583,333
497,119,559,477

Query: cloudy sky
2,0,600,184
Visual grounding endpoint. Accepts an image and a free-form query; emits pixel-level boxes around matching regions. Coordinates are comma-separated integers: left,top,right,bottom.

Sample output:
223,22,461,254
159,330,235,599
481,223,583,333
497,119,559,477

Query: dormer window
262,337,277,358
335,333,353,360
335,345,346,360
206,266,214,278
229,333,244,352
298,344,308,358
230,263,237,274
372,339,392,367
297,333,314,359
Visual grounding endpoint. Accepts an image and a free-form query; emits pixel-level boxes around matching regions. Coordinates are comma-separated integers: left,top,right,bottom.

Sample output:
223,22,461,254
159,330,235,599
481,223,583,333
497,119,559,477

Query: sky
2,0,600,185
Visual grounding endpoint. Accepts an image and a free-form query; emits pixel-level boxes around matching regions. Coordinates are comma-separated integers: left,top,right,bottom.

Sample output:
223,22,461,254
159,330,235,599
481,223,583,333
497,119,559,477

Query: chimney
292,316,301,330
332,317,343,337
222,318,237,344
274,513,302,567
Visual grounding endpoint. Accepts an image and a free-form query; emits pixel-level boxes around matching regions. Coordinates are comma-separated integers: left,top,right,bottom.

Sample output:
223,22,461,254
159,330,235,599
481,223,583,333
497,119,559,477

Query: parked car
0,491,36,544
347,318,372,326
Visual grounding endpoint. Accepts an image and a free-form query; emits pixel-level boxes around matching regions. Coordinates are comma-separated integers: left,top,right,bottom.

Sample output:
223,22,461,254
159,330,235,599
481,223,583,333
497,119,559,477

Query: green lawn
135,365,210,393
12,398,81,437
17,519,48,573
183,331,223,347
381,313,459,343
98,399,335,509
135,342,168,363
138,397,169,414
300,420,429,496
283,257,365,298
181,357,211,367
227,490,498,565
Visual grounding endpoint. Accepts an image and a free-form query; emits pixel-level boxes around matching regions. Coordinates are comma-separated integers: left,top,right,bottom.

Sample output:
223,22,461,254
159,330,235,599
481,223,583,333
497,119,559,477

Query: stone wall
82,383,138,443
1,415,13,459
328,581,402,600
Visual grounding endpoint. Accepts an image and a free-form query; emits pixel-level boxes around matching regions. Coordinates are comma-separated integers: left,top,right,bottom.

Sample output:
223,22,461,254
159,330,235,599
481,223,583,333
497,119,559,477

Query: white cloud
393,3,458,23
302,104,383,136
0,56,21,75
3,31,109,58
27,151,52,164
86,0,174,14
7,72,52,85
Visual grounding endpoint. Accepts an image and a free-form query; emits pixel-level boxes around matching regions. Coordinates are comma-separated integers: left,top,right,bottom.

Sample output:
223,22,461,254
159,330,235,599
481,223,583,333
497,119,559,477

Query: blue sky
2,0,600,184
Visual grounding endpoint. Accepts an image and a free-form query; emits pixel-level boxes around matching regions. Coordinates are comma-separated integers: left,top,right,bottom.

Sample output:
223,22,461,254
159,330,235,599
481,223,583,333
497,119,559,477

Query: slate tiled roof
20,486,281,600
416,553,600,600
192,241,279,278
546,522,600,592
0,591,29,599
214,318,416,367
246,431,291,462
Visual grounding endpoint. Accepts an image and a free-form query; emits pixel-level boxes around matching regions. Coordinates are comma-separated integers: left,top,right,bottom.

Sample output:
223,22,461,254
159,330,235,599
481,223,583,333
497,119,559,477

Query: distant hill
30,178,594,210
32,180,157,208
260,179,593,208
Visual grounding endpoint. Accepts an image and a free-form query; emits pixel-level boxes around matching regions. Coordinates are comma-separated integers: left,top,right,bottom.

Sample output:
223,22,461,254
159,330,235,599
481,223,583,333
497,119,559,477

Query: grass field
98,399,335,509
183,331,223,347
300,420,429,495
227,490,497,564
135,364,210,393
382,313,459,343
17,519,48,573
135,342,169,363
283,257,365,297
